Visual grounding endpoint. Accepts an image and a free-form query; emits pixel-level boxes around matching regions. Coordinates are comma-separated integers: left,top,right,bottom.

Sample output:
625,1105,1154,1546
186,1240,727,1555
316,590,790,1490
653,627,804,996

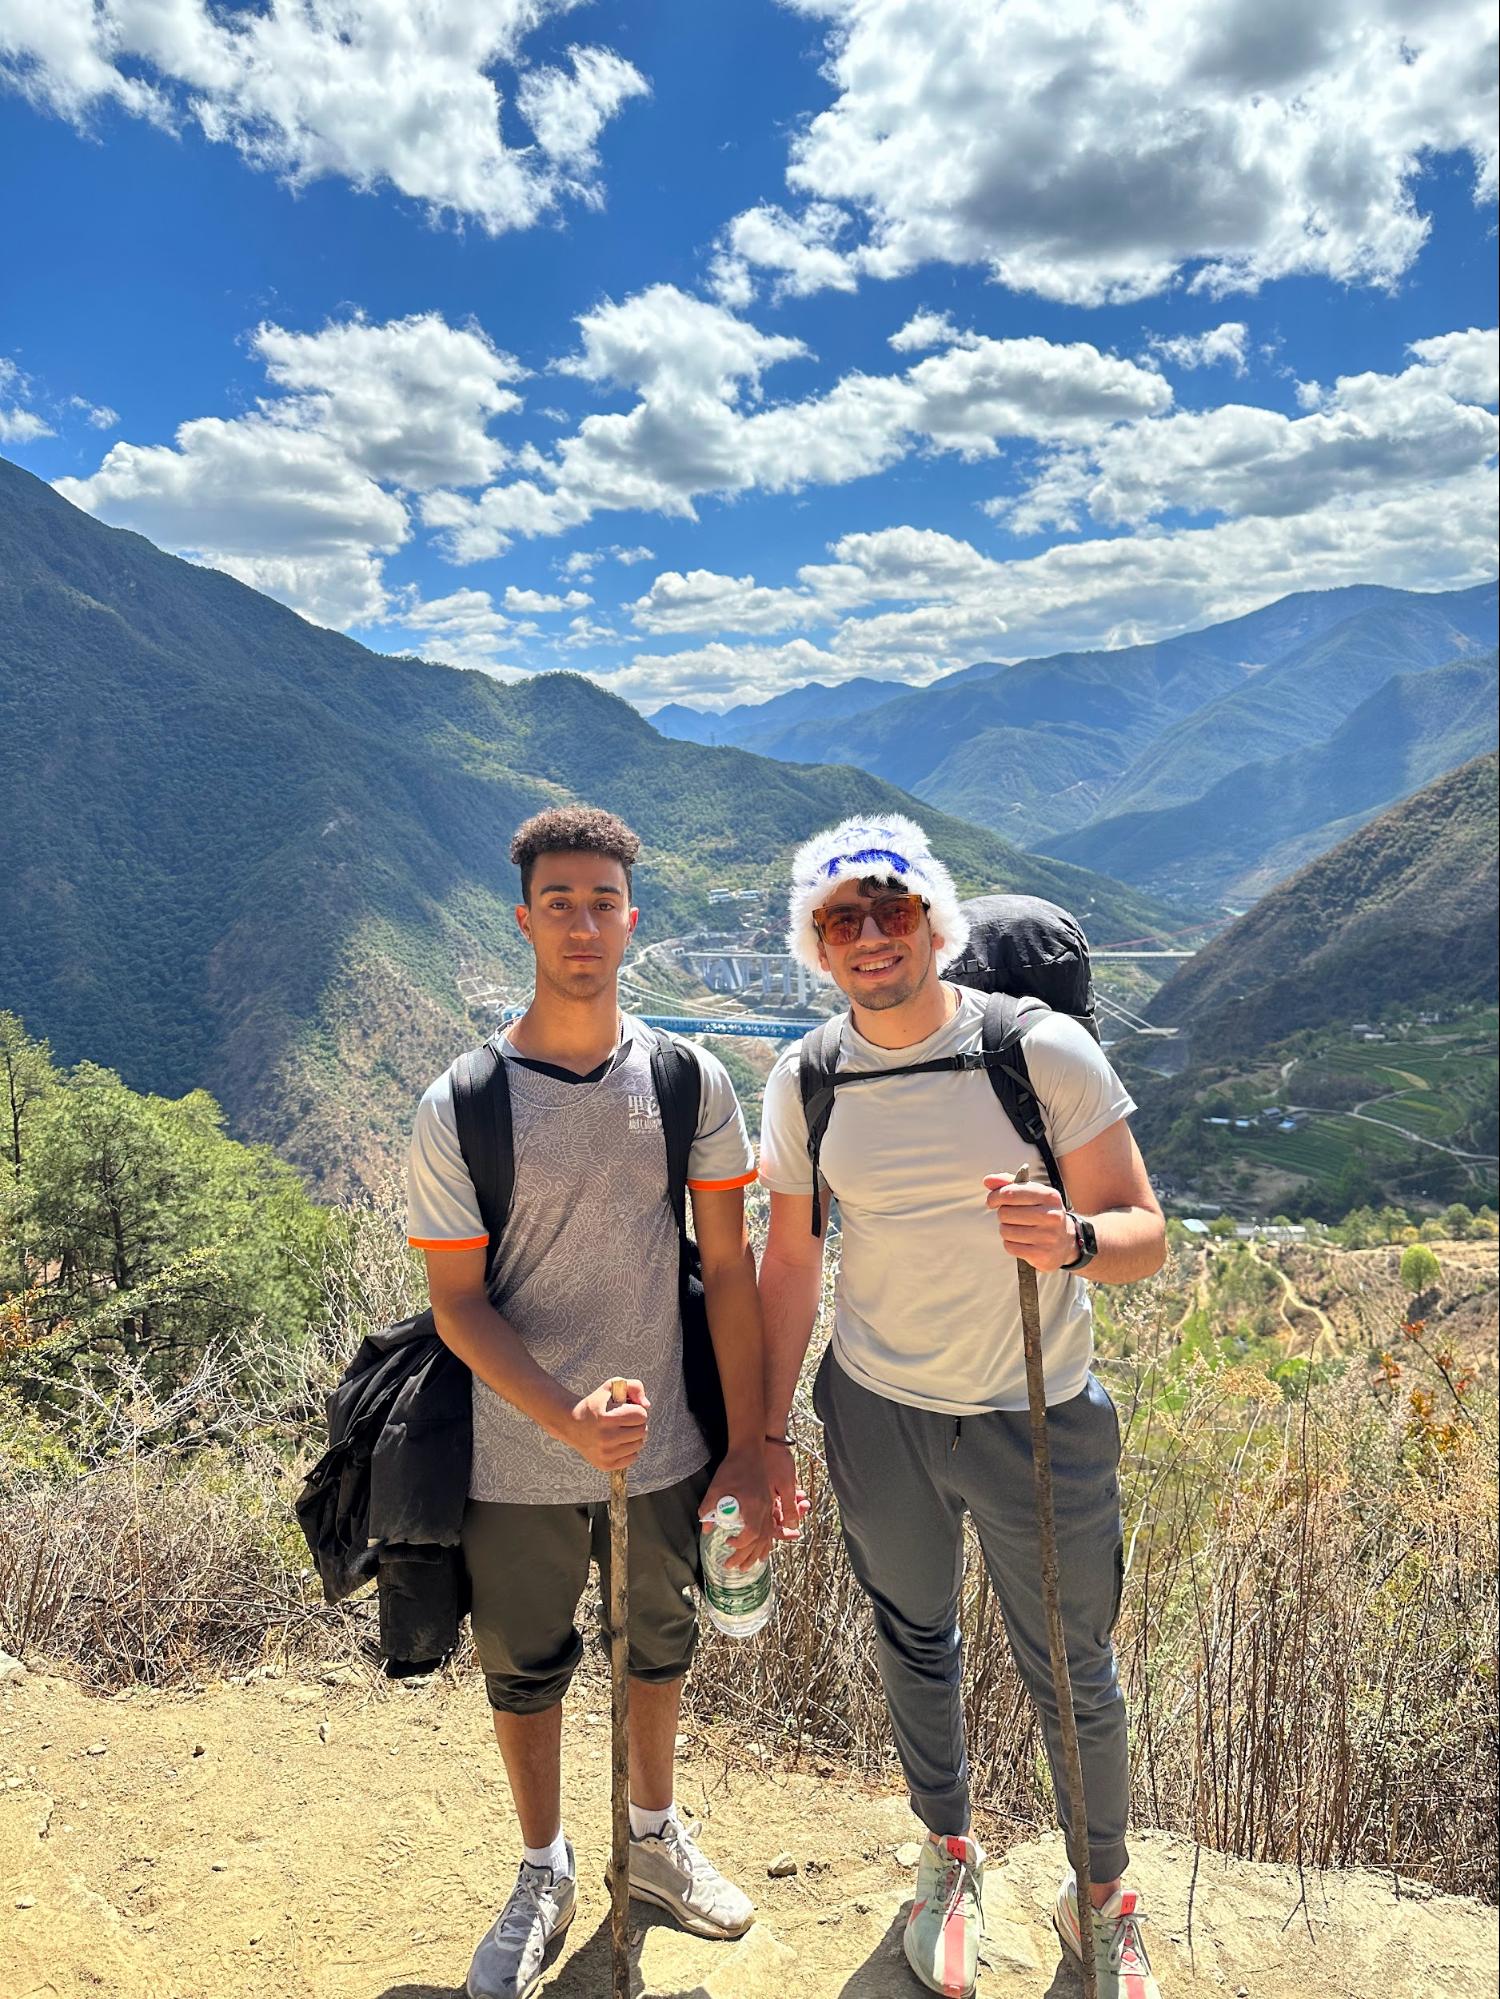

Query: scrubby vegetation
2,1047,1495,1902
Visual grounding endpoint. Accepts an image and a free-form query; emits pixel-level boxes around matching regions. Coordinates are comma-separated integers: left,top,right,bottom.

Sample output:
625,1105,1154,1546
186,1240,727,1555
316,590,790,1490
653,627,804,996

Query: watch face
1067,1213,1097,1266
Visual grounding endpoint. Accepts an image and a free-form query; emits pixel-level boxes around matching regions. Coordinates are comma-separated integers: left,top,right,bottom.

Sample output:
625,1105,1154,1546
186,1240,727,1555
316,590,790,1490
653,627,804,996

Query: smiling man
406,805,769,1999
756,814,1166,1999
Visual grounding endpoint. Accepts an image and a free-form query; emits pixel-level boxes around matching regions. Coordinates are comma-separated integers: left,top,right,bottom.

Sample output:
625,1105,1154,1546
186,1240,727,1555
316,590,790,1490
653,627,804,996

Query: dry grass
1,1193,1495,1900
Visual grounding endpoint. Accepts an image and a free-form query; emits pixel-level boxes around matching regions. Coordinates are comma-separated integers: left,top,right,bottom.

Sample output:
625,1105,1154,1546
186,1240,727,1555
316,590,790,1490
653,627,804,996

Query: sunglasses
811,892,929,948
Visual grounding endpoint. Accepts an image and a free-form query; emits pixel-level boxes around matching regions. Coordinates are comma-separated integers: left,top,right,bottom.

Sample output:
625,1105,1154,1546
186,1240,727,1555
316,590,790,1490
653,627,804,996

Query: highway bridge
499,998,1173,1042
498,1005,819,1040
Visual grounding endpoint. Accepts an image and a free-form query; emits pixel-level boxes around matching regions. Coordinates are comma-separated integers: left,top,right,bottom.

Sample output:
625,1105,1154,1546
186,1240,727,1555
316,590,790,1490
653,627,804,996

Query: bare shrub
0,1197,425,1684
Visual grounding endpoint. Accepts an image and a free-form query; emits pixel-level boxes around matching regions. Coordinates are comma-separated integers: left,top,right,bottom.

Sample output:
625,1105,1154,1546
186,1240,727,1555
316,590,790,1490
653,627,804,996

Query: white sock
629,1800,676,1840
522,1831,570,1877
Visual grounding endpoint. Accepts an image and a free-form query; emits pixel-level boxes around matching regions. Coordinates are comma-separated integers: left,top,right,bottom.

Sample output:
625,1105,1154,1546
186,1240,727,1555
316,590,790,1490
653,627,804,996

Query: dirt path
4,1665,1495,1999
1240,1244,1337,1358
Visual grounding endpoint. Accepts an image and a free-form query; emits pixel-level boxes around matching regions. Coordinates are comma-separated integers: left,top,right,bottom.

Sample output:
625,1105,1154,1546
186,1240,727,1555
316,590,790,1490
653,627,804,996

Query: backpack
451,1026,727,1460
798,893,1096,1237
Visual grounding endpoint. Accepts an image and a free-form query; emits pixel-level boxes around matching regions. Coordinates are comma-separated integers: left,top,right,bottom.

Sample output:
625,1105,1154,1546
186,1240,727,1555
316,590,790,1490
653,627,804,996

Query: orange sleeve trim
408,1234,488,1251
686,1170,759,1192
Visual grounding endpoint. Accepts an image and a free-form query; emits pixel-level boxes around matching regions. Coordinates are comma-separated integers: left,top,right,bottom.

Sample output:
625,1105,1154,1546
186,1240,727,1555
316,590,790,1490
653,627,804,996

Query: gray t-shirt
758,989,1135,1415
406,1020,756,1504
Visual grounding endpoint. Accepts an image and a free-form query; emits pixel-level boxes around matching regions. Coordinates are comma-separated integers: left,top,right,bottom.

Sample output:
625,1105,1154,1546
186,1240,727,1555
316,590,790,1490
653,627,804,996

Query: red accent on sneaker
942,1898,966,1997
940,1843,971,1996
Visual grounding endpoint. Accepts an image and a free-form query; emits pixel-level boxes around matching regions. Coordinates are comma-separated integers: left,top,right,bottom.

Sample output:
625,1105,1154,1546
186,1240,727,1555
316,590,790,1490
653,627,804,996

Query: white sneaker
902,1833,985,1998
466,1845,577,1999
627,1816,756,1938
1054,1872,1161,1999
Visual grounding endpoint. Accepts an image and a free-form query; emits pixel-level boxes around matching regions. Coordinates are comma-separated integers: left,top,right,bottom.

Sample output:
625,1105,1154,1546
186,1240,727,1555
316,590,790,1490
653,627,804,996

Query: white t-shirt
758,989,1135,1415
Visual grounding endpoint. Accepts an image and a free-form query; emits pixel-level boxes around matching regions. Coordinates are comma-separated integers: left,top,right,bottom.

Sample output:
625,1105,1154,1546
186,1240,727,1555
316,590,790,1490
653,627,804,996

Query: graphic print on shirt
628,1089,662,1134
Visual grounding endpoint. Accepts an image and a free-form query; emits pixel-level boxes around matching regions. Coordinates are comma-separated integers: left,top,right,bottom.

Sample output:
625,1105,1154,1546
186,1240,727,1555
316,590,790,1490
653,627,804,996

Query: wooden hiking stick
1013,1168,1099,1999
608,1378,631,1999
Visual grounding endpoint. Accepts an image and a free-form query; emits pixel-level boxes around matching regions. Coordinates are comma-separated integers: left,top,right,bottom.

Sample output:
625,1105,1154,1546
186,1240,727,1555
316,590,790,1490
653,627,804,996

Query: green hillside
0,455,1172,1190
1116,756,1500,1215
1044,650,1498,898
1147,753,1499,1056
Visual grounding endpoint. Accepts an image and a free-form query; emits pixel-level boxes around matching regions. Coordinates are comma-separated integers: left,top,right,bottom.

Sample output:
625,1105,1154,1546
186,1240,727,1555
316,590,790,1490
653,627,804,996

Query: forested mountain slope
1146,753,1500,1059
0,455,1168,1188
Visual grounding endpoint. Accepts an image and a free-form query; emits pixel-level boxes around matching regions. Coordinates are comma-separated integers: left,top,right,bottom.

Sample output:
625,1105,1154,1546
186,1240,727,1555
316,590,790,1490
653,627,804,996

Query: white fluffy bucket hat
787,812,970,980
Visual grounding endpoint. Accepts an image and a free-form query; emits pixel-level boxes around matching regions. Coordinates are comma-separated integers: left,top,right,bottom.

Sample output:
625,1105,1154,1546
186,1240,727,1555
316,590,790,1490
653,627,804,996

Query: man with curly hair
407,805,770,1999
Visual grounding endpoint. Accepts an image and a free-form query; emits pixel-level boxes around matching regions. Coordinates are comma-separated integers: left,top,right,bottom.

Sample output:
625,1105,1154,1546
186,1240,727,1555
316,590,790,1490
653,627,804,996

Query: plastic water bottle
700,1497,774,1638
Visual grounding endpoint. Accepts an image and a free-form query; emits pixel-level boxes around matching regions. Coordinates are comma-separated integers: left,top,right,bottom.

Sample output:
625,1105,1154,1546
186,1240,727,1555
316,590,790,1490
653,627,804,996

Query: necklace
498,1017,628,1106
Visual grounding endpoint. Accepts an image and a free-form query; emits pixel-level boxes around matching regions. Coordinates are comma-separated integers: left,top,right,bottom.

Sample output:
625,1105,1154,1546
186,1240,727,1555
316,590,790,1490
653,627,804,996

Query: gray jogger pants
813,1346,1129,1881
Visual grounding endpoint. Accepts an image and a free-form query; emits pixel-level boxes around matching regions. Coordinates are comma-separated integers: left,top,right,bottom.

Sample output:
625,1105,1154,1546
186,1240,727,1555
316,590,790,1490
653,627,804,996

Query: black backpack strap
649,1031,728,1465
797,1014,847,1239
450,1034,514,1287
649,1031,701,1231
980,992,1067,1201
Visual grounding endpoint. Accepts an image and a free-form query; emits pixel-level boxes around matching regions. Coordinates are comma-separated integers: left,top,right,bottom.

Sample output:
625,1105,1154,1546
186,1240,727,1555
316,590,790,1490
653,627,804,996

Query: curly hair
509,805,642,902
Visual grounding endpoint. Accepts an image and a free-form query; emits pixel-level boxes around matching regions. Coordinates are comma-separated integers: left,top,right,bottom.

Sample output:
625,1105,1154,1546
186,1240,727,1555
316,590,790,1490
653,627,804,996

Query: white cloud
514,45,649,169
630,569,821,636
56,413,407,626
1406,327,1499,406
604,468,1497,706
68,394,119,429
557,283,808,398
502,585,591,613
0,405,53,442
603,330,1497,699
424,288,1170,558
212,549,391,629
388,586,523,672
252,313,524,491
1146,324,1250,374
0,355,54,440
557,542,655,583
888,311,963,354
559,612,620,650
598,637,849,710
1004,334,1499,531
726,0,1497,304
49,308,529,629
0,1,646,234
718,201,857,302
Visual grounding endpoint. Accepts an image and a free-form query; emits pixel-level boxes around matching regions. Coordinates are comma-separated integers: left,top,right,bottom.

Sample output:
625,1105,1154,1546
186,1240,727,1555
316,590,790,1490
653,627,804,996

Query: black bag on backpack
798,893,1097,1236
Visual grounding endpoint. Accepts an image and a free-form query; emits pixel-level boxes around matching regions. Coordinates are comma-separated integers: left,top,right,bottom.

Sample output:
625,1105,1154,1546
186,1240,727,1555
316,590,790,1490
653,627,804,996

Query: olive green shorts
462,1465,712,1715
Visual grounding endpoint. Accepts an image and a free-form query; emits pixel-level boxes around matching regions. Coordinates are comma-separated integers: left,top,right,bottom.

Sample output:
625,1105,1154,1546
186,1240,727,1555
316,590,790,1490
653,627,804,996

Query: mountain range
0,454,1172,1191
652,582,1498,903
1144,751,1499,1061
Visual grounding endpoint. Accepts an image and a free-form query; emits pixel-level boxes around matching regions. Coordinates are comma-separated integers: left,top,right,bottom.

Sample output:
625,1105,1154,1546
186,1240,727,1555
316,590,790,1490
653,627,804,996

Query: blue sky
2,0,1496,712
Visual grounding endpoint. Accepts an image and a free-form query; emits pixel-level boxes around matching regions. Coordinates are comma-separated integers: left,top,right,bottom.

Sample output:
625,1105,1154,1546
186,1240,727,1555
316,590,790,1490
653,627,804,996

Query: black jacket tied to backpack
294,1309,472,1673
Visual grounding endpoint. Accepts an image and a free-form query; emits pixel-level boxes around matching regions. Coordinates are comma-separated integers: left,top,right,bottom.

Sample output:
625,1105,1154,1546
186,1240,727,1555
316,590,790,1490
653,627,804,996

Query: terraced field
1168,1009,1500,1210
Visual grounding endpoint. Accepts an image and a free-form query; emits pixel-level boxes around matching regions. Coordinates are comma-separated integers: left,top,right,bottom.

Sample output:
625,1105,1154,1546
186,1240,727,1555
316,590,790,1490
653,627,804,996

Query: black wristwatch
1061,1212,1098,1272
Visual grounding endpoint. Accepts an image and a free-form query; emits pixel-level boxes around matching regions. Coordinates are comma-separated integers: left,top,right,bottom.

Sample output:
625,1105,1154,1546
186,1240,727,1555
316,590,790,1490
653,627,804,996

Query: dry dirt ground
3,1665,1495,1999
